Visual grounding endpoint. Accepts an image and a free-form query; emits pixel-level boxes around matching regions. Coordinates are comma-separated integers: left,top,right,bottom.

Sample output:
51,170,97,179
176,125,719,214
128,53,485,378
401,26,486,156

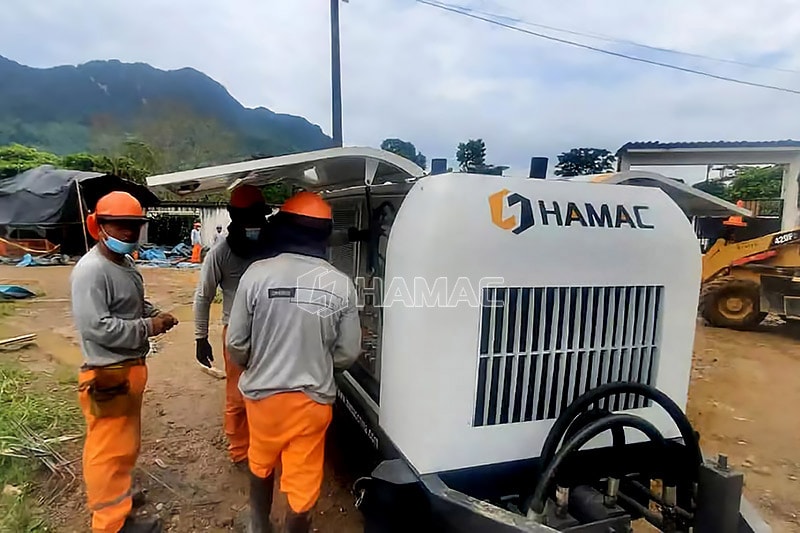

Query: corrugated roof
618,140,800,153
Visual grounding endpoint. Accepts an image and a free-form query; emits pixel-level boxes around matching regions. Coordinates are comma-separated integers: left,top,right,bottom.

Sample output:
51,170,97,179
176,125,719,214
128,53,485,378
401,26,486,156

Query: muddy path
0,265,362,532
687,322,800,533
0,264,798,532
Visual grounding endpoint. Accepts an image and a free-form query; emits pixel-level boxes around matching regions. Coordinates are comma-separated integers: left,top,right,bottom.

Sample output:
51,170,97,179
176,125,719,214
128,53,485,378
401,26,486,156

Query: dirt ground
0,264,798,532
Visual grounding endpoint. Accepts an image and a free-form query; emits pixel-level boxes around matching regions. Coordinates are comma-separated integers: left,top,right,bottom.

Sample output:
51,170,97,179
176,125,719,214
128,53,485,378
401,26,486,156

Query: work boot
284,510,311,533
119,515,163,533
132,488,147,508
234,458,250,474
247,471,275,533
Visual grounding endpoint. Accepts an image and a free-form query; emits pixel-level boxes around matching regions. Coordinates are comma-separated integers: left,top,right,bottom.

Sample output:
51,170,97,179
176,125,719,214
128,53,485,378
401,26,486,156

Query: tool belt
78,357,145,419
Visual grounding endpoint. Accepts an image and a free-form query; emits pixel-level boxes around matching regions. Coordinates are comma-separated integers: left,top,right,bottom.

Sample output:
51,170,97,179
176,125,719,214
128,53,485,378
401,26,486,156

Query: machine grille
473,286,663,427
329,207,357,278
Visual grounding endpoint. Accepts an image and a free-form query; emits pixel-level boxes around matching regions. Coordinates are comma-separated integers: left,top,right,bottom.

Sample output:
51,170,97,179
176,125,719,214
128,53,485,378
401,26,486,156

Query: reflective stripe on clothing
222,325,249,463
245,392,333,513
79,363,147,533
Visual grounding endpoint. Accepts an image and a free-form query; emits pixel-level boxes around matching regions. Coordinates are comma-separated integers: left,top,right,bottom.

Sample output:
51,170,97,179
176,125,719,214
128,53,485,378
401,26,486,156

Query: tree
60,141,160,185
693,179,730,201
456,139,486,171
692,165,784,204
381,138,426,169
61,152,102,172
0,144,60,178
554,148,616,177
455,139,508,175
728,165,783,200
131,101,241,172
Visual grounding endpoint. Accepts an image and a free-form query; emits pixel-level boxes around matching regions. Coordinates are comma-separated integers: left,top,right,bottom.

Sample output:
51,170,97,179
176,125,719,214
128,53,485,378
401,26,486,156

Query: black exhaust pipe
529,157,548,179
431,158,448,175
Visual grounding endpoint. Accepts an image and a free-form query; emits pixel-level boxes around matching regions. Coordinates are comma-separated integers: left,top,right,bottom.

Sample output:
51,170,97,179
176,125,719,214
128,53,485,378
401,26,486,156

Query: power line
416,0,800,96
432,1,800,75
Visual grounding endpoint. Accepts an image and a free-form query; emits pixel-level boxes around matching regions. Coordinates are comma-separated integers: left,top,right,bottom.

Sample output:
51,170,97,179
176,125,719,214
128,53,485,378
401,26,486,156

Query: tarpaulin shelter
0,165,160,256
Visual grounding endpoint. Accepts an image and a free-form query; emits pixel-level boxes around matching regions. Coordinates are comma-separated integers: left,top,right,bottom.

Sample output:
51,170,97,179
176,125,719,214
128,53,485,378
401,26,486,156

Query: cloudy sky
3,0,800,179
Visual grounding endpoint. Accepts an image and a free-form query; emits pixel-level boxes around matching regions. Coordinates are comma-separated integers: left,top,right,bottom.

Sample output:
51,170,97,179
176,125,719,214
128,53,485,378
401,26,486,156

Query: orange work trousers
222,325,249,463
245,392,333,513
191,243,202,263
78,360,147,533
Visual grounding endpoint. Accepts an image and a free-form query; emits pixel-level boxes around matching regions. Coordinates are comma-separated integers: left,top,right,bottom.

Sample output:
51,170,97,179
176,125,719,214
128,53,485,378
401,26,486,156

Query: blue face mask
245,228,261,241
102,230,139,255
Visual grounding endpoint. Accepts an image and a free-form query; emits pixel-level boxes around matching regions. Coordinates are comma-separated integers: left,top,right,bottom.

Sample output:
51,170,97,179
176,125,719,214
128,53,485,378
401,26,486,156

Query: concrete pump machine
148,148,771,533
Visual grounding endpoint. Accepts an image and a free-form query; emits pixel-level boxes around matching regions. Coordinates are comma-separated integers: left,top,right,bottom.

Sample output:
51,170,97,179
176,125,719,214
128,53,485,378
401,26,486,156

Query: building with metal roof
615,139,800,231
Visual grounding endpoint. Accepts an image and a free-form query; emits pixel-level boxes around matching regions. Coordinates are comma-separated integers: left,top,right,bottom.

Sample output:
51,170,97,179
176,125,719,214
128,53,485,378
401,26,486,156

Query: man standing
193,185,272,468
212,225,224,246
71,191,179,533
226,191,362,533
190,221,202,263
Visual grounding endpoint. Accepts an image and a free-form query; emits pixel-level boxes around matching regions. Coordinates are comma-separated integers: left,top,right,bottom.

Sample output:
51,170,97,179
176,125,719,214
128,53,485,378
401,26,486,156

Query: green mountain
0,55,334,161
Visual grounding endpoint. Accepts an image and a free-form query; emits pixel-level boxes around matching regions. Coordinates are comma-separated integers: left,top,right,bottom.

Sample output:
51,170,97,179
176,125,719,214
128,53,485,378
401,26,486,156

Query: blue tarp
16,254,38,267
0,285,36,300
139,248,167,261
14,253,68,267
133,242,196,268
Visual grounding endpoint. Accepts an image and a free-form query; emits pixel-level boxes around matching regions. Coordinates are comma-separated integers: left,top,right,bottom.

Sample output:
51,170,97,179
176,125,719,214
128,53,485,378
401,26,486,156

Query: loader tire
699,277,766,330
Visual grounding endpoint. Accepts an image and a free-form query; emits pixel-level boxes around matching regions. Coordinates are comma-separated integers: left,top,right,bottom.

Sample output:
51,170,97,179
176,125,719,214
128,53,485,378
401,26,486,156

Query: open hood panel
563,170,753,219
146,146,426,197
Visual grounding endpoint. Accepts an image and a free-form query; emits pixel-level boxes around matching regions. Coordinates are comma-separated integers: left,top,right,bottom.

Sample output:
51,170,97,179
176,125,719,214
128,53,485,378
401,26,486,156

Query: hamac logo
294,265,348,318
488,189,655,234
489,189,534,234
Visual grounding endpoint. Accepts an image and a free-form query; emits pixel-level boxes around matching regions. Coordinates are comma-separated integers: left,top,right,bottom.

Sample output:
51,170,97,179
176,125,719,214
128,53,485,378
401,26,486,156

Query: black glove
347,227,371,242
196,338,214,368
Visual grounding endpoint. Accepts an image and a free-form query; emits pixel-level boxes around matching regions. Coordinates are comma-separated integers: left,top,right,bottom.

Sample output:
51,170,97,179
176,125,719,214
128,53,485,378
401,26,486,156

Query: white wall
199,206,231,245
143,205,230,246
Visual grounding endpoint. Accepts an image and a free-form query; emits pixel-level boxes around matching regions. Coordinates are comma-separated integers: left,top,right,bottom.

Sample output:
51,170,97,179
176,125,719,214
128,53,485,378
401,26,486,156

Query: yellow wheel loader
700,211,800,329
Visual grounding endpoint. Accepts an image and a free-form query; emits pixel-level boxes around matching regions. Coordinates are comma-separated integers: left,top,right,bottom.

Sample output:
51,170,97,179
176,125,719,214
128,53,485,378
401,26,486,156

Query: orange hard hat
723,200,748,228
86,191,148,240
230,184,266,209
280,191,331,220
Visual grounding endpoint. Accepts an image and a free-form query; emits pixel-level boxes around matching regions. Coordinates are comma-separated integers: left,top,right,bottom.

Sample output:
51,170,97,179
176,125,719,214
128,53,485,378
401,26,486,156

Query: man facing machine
193,184,273,468
226,191,362,533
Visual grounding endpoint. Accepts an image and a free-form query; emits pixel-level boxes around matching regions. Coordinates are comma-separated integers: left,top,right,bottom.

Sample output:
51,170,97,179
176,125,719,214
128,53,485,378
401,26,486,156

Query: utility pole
330,0,344,147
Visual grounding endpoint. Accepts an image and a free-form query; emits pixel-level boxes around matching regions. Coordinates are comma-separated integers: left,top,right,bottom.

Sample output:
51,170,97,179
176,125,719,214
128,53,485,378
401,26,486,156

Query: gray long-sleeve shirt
193,239,256,338
70,246,158,367
226,252,362,404
194,230,354,339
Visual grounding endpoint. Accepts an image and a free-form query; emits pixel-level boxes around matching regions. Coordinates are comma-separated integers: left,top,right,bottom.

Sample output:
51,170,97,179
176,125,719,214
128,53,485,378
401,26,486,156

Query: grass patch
0,362,82,532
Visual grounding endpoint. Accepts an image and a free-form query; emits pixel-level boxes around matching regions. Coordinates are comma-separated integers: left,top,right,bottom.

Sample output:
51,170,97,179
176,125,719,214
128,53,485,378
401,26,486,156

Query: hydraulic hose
562,408,624,446
561,408,626,479
539,382,702,474
529,413,668,517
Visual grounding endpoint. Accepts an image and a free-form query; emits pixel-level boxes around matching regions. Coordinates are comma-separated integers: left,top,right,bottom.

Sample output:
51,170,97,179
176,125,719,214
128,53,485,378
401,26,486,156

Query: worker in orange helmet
226,191,362,533
190,221,203,263
70,191,179,533
193,184,274,469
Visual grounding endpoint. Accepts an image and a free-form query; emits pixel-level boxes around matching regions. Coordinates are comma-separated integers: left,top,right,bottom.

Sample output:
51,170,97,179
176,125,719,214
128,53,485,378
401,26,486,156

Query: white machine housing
145,148,703,478
353,172,701,475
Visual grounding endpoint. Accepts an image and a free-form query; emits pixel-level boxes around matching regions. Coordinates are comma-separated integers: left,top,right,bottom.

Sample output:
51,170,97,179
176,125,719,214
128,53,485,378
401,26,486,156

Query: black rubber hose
561,408,626,479
539,382,702,473
563,408,624,446
529,413,669,516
